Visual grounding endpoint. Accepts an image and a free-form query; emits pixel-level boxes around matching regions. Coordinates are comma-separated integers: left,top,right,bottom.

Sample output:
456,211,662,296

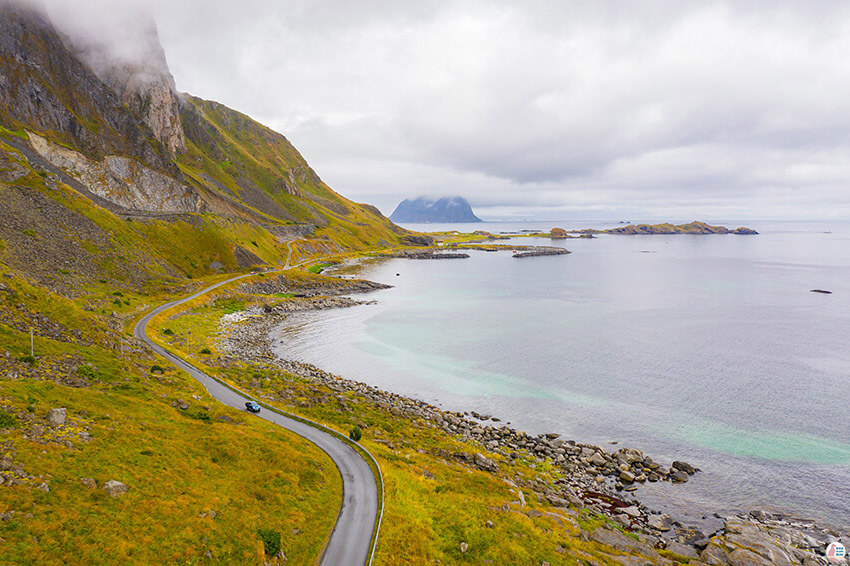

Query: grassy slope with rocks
0,264,341,564
0,132,284,290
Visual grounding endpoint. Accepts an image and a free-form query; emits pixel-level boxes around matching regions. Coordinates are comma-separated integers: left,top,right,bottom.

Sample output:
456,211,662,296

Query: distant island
563,221,758,236
390,196,482,223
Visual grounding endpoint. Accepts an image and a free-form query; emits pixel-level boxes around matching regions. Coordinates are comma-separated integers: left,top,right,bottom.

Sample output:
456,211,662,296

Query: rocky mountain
0,1,405,287
390,196,481,223
0,3,179,175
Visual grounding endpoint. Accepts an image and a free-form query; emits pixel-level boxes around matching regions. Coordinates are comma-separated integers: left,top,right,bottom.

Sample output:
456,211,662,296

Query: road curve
133,274,380,565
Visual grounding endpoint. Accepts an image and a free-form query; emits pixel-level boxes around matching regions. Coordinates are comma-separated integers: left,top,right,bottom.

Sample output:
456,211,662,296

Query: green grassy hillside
0,132,289,291
178,96,405,251
0,264,341,564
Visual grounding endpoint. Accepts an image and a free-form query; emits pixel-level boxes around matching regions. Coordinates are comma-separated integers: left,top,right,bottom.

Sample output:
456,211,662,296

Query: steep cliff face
0,2,197,213
0,3,177,172
69,20,187,156
101,64,186,156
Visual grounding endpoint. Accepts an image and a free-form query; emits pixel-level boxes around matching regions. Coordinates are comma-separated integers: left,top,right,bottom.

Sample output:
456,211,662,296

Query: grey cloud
38,1,161,72
26,0,850,219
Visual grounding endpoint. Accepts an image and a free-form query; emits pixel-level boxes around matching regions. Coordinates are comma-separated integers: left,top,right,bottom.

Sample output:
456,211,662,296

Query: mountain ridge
0,0,407,289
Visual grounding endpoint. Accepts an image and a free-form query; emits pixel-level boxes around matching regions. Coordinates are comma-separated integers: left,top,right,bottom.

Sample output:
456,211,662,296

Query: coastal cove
272,221,850,532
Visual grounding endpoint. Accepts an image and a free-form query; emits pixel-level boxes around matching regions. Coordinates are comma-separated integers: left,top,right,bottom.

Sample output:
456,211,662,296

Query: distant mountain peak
390,196,481,223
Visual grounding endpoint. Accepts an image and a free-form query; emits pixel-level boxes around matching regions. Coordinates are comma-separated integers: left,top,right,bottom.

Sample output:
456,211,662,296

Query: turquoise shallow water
272,221,850,530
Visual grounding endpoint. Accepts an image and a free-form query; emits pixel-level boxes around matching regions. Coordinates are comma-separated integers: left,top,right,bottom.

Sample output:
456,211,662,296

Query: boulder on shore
672,460,696,474
647,513,673,531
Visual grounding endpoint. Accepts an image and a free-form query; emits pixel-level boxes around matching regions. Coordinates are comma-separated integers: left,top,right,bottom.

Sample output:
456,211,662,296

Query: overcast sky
40,0,850,221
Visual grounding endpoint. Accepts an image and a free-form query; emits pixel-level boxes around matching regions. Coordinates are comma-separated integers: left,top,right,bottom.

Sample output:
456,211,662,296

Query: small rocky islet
216,273,848,566
578,221,759,236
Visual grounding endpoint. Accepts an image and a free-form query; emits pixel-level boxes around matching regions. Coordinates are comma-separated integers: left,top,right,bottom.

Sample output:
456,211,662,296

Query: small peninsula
390,196,482,223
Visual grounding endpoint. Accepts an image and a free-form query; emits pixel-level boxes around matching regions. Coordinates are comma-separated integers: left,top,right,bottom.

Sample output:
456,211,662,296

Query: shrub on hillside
188,410,211,423
77,365,100,379
0,409,18,428
257,528,281,557
349,426,362,442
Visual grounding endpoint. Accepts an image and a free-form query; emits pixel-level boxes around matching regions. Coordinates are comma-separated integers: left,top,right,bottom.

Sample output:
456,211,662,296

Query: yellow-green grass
0,376,341,564
49,185,291,279
0,270,342,564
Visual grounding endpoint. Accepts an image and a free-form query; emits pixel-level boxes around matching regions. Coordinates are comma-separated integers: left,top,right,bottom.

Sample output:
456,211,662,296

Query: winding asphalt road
133,274,380,565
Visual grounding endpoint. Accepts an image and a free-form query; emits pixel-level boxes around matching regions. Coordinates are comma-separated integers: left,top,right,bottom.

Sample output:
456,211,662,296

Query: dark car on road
245,401,261,413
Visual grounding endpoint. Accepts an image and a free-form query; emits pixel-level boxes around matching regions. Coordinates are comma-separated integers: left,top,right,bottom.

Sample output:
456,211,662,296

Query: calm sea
272,220,850,531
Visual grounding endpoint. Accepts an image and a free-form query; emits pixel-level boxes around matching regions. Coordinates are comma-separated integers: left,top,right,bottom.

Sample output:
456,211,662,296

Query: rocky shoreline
216,276,848,565
381,250,471,259
239,274,391,297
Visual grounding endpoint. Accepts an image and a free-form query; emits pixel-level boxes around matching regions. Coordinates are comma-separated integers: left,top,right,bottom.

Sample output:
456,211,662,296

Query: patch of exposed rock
103,480,128,497
512,247,571,258
696,513,848,565
27,133,198,213
383,251,470,259
99,46,186,156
